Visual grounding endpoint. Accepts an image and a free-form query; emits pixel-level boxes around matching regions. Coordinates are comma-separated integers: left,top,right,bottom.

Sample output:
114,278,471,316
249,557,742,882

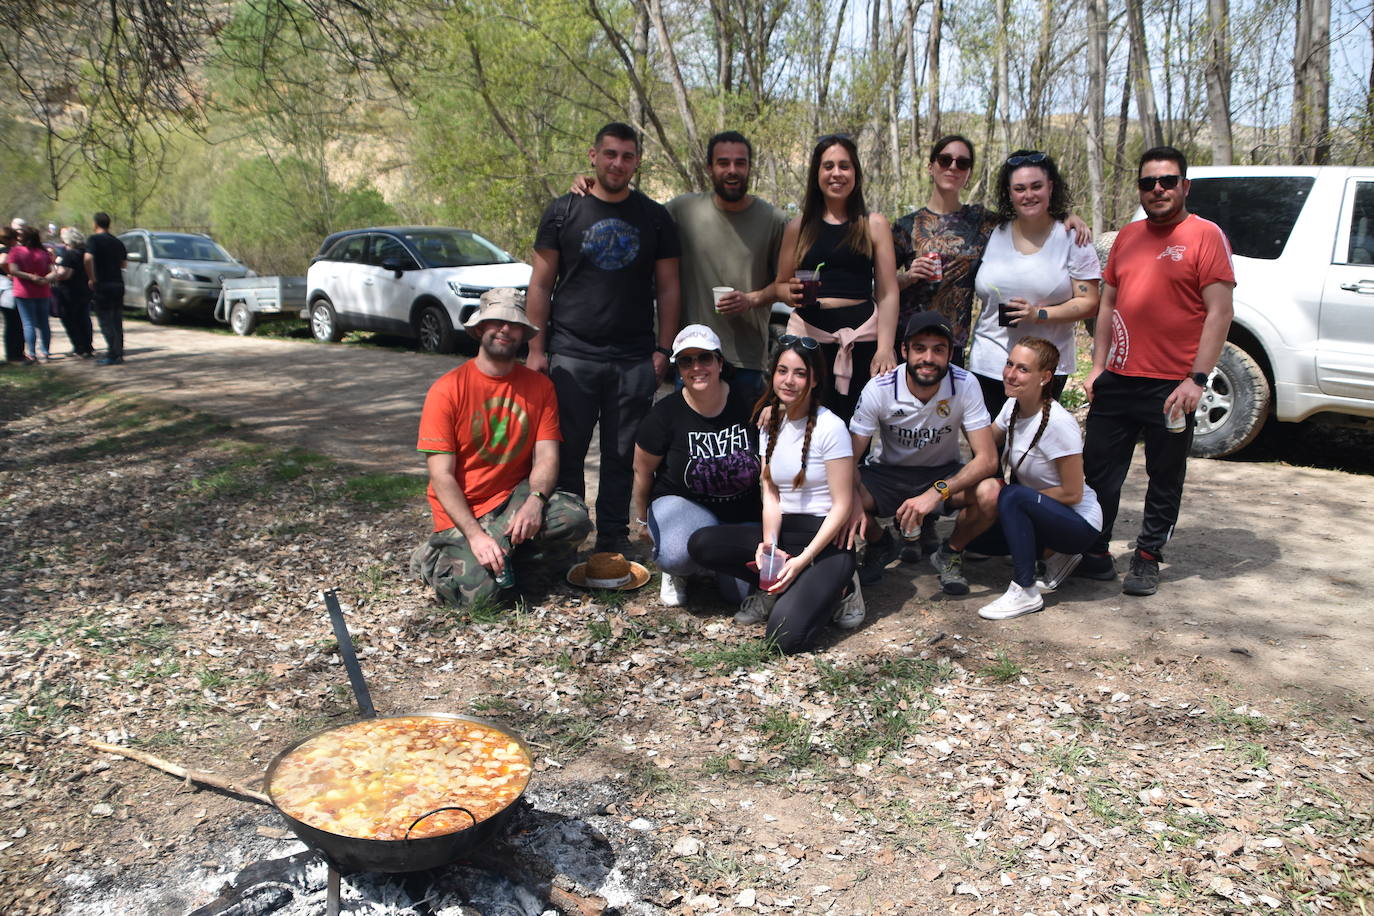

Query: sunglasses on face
674,352,717,370
1006,151,1048,167
777,335,819,351
1137,174,1182,192
934,153,973,171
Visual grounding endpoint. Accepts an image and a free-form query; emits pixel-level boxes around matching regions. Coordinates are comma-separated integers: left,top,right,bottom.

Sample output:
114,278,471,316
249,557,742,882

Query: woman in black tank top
772,135,899,421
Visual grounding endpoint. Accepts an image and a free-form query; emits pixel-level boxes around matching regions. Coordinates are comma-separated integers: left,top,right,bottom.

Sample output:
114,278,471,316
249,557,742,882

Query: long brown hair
753,340,829,489
794,134,872,266
1003,337,1059,481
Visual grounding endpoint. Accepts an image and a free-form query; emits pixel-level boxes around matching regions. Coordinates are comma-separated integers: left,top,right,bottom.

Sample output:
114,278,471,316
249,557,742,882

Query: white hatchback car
305,227,531,353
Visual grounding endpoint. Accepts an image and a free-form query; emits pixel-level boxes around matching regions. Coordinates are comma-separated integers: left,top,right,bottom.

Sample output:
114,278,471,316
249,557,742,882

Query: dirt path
50,322,1374,712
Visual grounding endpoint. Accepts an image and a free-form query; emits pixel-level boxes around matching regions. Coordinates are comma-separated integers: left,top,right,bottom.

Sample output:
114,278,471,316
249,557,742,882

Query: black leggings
688,514,856,654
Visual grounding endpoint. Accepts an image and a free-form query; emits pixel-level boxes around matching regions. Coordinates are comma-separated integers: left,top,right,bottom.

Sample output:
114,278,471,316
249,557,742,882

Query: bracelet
654,345,672,357
530,489,549,504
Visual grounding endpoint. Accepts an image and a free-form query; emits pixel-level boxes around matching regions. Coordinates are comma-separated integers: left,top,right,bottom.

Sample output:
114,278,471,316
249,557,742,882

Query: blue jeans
970,484,1101,586
647,495,751,603
15,297,52,358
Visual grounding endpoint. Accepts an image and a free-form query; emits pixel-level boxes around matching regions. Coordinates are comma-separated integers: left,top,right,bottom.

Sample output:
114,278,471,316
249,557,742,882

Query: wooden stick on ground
85,740,273,806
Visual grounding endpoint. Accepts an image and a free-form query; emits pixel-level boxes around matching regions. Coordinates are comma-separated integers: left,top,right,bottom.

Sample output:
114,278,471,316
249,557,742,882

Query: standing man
848,311,999,593
525,121,682,553
1081,147,1234,596
665,131,787,396
411,288,592,607
84,212,128,366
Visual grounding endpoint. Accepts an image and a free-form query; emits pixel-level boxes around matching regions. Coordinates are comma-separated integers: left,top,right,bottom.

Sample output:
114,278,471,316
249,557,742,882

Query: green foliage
343,471,425,506
0,116,56,222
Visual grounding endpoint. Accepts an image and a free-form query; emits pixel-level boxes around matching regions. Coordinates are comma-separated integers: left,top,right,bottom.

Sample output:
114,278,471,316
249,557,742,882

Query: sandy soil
49,321,1374,713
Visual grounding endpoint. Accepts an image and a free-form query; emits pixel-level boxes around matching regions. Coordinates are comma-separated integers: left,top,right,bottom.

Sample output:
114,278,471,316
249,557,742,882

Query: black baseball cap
903,310,954,344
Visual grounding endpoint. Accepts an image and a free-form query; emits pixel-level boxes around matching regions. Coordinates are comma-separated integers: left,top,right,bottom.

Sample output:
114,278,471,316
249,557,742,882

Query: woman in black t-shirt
52,228,95,358
632,325,761,607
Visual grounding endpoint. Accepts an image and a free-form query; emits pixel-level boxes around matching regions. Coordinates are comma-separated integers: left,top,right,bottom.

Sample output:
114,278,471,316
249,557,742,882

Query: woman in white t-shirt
970,150,1101,416
688,336,860,652
962,338,1103,620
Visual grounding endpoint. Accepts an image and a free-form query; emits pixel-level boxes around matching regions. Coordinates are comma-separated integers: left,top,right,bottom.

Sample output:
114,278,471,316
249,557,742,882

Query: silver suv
119,230,253,323
1157,166,1374,457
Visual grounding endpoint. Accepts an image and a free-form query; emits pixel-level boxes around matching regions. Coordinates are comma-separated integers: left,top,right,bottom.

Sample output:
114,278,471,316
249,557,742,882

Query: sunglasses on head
1006,151,1048,167
934,153,973,171
1137,174,1182,192
777,335,819,351
674,352,717,369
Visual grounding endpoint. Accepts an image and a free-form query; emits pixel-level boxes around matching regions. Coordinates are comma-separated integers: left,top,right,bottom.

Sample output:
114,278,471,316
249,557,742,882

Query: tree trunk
925,0,942,145
630,7,649,131
1292,0,1331,164
1025,0,1055,147
994,0,1011,156
646,0,704,183
1085,0,1107,233
1204,0,1233,164
1125,0,1163,149
906,0,922,152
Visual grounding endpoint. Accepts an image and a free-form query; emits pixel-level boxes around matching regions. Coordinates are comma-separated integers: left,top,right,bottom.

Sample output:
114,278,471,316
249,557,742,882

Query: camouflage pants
410,482,591,608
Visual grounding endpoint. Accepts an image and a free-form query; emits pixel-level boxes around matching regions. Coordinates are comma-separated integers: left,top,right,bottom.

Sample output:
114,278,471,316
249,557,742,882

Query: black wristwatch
655,345,672,358
1037,308,1049,322
1191,372,1208,387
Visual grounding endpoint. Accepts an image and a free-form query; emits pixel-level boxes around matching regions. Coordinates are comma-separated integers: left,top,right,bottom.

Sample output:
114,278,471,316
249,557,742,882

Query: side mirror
380,257,409,277
127,251,144,262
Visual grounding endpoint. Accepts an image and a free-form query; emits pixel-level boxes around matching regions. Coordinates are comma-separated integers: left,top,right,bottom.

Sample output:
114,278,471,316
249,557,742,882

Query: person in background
52,227,95,358
84,212,128,366
774,134,899,422
631,325,762,607
968,150,1101,416
525,121,682,553
6,225,55,362
0,226,25,363
688,335,862,650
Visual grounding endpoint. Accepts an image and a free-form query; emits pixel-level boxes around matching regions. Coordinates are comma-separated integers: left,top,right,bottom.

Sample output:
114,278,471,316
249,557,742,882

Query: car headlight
168,267,194,280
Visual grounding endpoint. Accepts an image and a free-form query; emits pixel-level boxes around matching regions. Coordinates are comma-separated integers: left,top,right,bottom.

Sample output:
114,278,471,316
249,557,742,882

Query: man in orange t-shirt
1080,146,1234,597
410,288,591,607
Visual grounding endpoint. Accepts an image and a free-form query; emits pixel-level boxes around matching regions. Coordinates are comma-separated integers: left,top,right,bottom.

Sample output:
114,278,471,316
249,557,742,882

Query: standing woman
775,134,899,421
969,150,1101,415
0,227,25,363
6,225,55,362
52,227,95,358
631,325,762,608
893,137,1089,364
688,336,861,652
960,338,1102,620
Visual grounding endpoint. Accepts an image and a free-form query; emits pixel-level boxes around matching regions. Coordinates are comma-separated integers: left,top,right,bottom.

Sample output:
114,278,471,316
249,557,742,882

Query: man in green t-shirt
665,132,787,395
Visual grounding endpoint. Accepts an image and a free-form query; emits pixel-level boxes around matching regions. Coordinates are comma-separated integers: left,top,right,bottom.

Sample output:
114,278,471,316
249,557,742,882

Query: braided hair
753,340,830,489
1003,337,1060,481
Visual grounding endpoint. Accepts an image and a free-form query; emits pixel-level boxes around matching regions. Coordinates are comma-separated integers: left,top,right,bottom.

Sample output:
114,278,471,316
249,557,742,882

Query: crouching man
411,288,592,606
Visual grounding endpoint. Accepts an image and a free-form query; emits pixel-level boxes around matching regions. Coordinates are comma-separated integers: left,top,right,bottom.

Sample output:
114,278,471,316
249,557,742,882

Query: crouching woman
688,336,860,652
963,337,1102,619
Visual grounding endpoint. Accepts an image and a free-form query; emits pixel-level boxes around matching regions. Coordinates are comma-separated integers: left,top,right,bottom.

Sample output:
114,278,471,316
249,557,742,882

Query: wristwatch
530,489,549,504
933,479,952,501
1191,372,1208,387
1037,308,1049,322
655,345,672,358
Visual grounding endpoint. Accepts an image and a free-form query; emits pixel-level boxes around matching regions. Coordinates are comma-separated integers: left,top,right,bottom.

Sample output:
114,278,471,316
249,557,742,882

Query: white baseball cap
670,324,723,359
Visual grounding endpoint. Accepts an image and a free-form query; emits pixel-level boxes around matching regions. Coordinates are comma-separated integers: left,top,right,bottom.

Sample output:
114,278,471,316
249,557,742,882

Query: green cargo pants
410,482,591,607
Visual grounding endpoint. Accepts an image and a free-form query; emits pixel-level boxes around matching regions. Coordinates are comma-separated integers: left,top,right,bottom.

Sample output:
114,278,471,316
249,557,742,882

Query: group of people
0,213,129,366
410,122,1234,654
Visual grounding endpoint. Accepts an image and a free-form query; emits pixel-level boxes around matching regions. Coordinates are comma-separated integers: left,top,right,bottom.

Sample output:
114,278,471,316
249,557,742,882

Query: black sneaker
859,529,900,586
1122,549,1160,596
1073,551,1117,581
929,541,969,595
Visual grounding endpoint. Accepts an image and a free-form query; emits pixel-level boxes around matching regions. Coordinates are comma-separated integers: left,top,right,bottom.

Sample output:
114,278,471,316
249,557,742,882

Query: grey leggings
647,495,751,603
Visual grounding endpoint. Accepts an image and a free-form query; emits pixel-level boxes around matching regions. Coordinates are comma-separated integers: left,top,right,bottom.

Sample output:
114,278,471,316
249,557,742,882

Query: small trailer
213,276,308,336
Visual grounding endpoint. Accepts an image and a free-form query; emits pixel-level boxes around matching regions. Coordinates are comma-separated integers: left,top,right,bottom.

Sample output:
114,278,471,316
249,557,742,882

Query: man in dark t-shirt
525,122,682,552
83,212,128,365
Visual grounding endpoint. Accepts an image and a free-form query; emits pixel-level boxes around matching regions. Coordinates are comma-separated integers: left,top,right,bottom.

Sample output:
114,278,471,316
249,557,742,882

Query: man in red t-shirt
1080,146,1235,596
410,288,591,607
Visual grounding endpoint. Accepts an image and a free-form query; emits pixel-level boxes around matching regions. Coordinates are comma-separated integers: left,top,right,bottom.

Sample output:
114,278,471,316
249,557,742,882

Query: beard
712,173,749,203
906,360,949,388
481,334,522,360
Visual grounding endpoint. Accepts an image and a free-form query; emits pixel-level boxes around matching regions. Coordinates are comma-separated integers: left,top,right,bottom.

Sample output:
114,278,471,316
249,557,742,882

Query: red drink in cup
795,270,821,308
759,545,786,590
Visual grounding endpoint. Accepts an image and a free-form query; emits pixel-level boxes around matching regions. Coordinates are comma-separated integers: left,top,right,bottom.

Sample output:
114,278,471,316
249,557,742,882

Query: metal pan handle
322,589,377,719
405,806,477,840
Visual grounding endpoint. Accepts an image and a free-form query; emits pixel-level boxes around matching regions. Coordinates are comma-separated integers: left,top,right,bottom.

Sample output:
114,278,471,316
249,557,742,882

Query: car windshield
151,235,235,262
402,229,517,269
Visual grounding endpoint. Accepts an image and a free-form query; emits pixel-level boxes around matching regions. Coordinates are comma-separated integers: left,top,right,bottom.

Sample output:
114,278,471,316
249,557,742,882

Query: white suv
1136,166,1374,457
305,227,531,353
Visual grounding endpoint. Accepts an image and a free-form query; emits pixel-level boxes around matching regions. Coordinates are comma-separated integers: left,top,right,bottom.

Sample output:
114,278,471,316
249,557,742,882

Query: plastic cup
759,545,785,590
1165,405,1187,433
712,286,733,313
795,270,821,308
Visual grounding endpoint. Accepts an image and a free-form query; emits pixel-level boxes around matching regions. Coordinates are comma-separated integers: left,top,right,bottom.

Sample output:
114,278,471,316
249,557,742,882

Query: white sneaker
734,591,776,624
659,573,688,607
978,581,1045,620
833,573,866,629
1036,552,1082,592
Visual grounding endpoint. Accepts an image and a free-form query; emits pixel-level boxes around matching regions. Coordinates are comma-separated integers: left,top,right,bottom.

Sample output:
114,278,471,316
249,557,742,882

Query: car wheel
230,302,256,336
310,299,342,343
417,304,457,354
146,285,169,324
1190,342,1271,459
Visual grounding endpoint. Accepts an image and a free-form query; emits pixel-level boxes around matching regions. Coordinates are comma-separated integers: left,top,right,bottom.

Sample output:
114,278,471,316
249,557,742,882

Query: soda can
494,561,515,589
926,251,943,282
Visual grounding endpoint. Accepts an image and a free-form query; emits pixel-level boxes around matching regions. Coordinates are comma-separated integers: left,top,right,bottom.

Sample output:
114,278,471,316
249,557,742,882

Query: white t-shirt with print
850,365,991,467
971,222,1102,378
994,399,1102,528
760,407,853,516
